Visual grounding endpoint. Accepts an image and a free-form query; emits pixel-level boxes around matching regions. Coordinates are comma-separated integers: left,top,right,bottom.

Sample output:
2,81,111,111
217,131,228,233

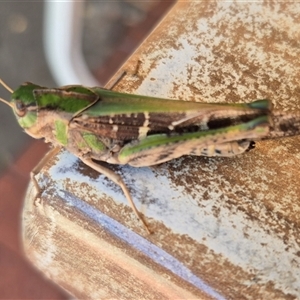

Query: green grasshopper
1,79,299,232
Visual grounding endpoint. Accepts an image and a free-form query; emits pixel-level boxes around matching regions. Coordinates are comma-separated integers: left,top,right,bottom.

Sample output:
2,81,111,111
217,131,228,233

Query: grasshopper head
10,82,43,129
0,81,49,139
0,81,42,131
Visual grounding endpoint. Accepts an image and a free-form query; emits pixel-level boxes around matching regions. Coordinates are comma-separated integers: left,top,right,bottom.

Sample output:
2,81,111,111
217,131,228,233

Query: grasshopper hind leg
191,140,253,157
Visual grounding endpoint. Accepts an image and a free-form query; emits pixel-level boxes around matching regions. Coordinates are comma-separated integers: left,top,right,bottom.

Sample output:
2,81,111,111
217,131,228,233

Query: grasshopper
1,79,299,233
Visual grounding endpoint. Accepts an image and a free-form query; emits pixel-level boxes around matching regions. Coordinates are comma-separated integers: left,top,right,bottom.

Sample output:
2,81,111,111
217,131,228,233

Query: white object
43,1,99,86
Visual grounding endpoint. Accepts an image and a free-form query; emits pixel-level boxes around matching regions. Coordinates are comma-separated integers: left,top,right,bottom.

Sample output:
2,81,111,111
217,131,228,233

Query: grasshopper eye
14,100,27,117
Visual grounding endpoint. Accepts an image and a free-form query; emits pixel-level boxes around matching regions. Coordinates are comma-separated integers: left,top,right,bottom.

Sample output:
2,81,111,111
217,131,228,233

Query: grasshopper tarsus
133,60,142,77
30,172,41,198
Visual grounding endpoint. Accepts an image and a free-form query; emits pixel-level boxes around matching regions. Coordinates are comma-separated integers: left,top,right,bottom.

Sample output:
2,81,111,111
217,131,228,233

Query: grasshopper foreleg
81,158,151,234
31,146,62,198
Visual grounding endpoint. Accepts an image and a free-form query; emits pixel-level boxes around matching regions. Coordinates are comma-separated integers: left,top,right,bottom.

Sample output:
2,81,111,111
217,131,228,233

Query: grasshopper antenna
0,79,14,108
0,79,14,93
0,97,13,109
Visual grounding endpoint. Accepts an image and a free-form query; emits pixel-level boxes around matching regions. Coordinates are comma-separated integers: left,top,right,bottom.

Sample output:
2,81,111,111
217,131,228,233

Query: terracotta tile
0,242,68,299
0,141,48,253
0,141,69,299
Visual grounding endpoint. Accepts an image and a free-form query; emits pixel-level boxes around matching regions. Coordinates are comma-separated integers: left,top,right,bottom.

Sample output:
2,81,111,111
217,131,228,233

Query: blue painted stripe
61,190,226,300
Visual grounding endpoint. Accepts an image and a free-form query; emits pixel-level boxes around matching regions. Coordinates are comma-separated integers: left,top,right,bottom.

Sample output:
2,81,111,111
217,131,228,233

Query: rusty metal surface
23,1,300,299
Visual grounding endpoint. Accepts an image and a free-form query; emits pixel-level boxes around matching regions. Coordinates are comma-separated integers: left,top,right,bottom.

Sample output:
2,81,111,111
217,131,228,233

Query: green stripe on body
55,120,68,146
